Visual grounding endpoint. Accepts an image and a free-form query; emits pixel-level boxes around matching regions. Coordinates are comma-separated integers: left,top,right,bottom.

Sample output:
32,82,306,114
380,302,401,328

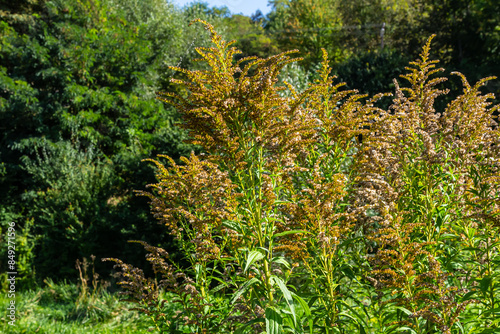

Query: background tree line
0,0,498,289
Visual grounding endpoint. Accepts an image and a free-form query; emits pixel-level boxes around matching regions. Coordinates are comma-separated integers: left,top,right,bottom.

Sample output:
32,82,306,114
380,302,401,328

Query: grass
0,278,153,334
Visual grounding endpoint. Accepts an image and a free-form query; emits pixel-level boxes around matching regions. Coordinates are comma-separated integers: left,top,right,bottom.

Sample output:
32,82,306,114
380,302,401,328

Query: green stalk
257,145,275,305
242,139,275,306
486,234,496,313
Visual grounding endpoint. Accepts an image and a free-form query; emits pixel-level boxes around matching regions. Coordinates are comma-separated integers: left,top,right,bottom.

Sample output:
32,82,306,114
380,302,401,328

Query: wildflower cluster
107,22,500,333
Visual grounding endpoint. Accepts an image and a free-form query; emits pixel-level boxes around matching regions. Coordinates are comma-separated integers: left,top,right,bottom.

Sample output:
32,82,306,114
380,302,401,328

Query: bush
107,22,500,333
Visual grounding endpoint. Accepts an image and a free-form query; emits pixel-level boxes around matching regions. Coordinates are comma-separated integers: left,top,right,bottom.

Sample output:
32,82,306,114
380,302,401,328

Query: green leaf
478,329,500,334
340,264,356,280
272,275,296,325
230,277,261,305
266,307,283,334
291,292,313,334
244,250,265,274
480,276,493,293
271,256,291,269
235,317,265,334
396,327,417,333
483,307,500,315
209,282,228,294
337,311,360,326
337,300,369,330
439,233,458,240
461,290,478,301
195,263,202,281
462,247,482,252
413,168,424,175
395,306,413,316
223,220,243,234
307,295,319,308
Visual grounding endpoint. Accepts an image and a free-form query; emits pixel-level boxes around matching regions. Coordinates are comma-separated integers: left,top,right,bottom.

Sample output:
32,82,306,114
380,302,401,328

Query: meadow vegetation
1,0,499,333
105,21,500,333
0,256,153,333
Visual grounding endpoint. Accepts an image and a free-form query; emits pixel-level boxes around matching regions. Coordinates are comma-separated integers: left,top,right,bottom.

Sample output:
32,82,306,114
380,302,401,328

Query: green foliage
109,0,232,91
1,0,499,330
0,217,37,294
266,0,346,66
262,0,499,100
19,137,115,278
224,14,280,60
337,0,419,49
109,24,500,333
0,0,210,285
407,0,499,65
333,49,411,107
277,62,312,97
264,0,421,67
0,277,152,333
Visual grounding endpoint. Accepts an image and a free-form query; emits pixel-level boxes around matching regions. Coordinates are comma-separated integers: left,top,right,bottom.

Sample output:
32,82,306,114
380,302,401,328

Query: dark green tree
409,0,500,97
0,0,223,285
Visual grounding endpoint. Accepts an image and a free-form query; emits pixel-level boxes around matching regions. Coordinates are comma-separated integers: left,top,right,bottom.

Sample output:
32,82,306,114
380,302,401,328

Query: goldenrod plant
105,22,499,333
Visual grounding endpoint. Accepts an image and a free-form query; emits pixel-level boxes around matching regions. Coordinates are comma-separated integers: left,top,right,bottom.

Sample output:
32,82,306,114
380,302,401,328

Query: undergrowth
0,257,152,333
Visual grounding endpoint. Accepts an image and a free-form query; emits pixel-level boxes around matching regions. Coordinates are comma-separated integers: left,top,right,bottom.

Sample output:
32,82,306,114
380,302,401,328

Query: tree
266,0,346,67
223,14,280,60
0,0,223,283
399,0,500,99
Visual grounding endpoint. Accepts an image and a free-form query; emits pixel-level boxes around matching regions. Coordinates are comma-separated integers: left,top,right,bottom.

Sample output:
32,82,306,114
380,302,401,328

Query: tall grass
0,257,152,333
